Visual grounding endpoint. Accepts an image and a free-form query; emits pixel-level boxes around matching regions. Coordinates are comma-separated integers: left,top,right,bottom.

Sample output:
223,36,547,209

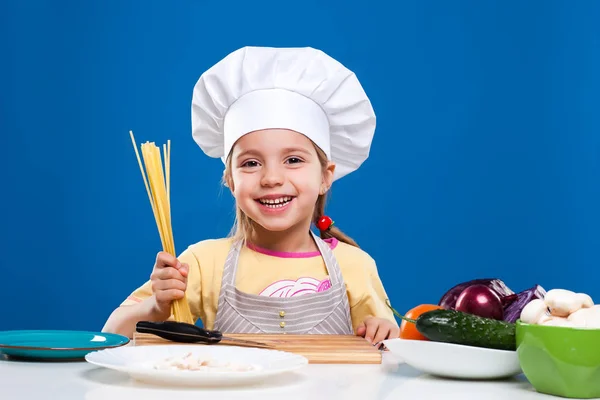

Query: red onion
438,278,516,310
455,284,505,320
503,285,546,323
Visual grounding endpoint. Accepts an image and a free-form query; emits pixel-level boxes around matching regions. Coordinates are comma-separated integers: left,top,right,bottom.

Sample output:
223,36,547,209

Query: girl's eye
286,157,303,164
241,160,259,168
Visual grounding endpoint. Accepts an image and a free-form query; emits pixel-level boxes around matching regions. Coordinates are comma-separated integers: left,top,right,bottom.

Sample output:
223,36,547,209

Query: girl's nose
260,165,284,187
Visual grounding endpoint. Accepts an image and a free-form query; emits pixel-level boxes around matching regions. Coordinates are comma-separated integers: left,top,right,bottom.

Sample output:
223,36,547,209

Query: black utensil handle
136,321,223,343
136,321,198,343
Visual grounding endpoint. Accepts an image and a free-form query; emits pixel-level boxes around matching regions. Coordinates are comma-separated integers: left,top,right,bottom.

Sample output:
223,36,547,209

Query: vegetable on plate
438,278,546,323
386,300,516,351
438,278,516,310
398,304,444,340
454,284,505,320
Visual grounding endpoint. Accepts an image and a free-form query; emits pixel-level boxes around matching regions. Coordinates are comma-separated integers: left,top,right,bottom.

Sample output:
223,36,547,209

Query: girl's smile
255,195,295,213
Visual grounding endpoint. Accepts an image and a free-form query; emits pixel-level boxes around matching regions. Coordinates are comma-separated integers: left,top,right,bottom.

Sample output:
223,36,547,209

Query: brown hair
223,142,359,248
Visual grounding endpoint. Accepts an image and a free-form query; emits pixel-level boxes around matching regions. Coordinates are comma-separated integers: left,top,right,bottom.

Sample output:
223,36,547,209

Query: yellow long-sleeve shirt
121,237,397,333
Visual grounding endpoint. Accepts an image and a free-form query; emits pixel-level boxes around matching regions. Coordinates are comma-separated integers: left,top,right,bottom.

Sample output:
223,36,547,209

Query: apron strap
310,231,342,287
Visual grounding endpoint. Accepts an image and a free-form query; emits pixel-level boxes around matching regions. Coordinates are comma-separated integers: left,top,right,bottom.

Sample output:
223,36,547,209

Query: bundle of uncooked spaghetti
129,130,194,324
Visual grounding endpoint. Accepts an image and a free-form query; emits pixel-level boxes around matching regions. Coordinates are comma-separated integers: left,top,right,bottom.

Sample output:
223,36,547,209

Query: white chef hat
191,46,376,180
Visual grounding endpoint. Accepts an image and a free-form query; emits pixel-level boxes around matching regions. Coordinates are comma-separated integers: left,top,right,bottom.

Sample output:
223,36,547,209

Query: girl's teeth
265,203,287,208
259,197,292,207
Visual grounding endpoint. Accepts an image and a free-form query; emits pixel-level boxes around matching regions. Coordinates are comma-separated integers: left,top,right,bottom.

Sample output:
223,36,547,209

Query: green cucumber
415,309,516,351
387,301,516,351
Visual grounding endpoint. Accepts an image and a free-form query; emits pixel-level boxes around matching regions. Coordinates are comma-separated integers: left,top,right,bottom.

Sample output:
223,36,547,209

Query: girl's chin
252,218,300,233
248,213,305,233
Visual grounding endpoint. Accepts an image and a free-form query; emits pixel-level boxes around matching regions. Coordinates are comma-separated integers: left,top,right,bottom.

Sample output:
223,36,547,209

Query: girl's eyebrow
281,147,312,156
235,147,312,160
235,149,261,160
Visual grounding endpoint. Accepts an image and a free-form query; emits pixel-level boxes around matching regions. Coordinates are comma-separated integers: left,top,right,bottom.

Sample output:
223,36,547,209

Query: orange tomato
400,304,445,340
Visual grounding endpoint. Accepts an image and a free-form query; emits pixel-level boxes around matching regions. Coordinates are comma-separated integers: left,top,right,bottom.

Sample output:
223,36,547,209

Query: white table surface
0,352,558,400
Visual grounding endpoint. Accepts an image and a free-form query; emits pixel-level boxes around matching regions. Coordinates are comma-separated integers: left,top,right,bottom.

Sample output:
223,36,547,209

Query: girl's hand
356,317,400,346
149,251,189,319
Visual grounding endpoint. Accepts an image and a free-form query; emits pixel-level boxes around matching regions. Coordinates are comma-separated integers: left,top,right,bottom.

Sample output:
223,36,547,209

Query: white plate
85,344,309,387
382,338,521,380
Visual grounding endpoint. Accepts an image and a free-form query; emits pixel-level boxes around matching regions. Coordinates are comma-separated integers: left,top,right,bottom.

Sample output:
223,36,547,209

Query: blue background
1,0,599,331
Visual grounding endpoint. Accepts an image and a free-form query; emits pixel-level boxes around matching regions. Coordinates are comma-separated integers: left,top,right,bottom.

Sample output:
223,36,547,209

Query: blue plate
0,330,130,361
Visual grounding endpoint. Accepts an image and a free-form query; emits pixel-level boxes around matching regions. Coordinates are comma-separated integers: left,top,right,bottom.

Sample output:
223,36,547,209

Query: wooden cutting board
132,332,382,364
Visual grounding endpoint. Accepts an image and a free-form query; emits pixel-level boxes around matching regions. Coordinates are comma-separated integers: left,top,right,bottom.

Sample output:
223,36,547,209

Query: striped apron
213,231,354,334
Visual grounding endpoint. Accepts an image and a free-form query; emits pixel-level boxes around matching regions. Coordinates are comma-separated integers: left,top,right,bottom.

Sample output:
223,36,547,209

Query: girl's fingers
356,322,366,337
152,278,187,292
156,251,179,269
155,289,185,303
152,266,186,282
365,319,379,343
179,263,189,277
373,324,391,345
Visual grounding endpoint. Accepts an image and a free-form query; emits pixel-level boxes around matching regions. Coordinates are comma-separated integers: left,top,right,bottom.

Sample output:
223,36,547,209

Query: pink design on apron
258,277,332,297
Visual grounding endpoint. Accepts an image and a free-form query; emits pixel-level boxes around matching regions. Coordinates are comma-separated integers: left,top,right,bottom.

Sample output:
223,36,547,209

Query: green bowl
516,319,600,399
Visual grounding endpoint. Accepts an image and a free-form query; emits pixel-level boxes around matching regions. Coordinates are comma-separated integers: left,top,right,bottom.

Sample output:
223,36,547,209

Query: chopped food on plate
152,352,261,372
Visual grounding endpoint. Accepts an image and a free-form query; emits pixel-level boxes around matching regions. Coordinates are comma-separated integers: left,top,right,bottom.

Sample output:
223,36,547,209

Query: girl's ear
321,161,335,194
223,170,235,192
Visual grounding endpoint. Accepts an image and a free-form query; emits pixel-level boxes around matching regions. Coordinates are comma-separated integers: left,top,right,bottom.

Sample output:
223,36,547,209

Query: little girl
103,46,399,345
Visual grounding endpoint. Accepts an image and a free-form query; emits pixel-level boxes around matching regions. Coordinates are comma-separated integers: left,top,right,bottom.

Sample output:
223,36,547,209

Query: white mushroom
540,316,575,327
537,314,553,325
576,293,594,308
544,289,584,317
567,306,600,328
567,307,592,327
520,299,549,324
583,305,600,329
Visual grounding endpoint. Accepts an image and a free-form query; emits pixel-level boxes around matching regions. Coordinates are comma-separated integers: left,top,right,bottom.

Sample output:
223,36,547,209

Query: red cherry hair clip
316,215,334,231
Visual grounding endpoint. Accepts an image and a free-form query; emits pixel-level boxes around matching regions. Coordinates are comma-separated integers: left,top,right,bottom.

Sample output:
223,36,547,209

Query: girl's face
229,129,335,234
